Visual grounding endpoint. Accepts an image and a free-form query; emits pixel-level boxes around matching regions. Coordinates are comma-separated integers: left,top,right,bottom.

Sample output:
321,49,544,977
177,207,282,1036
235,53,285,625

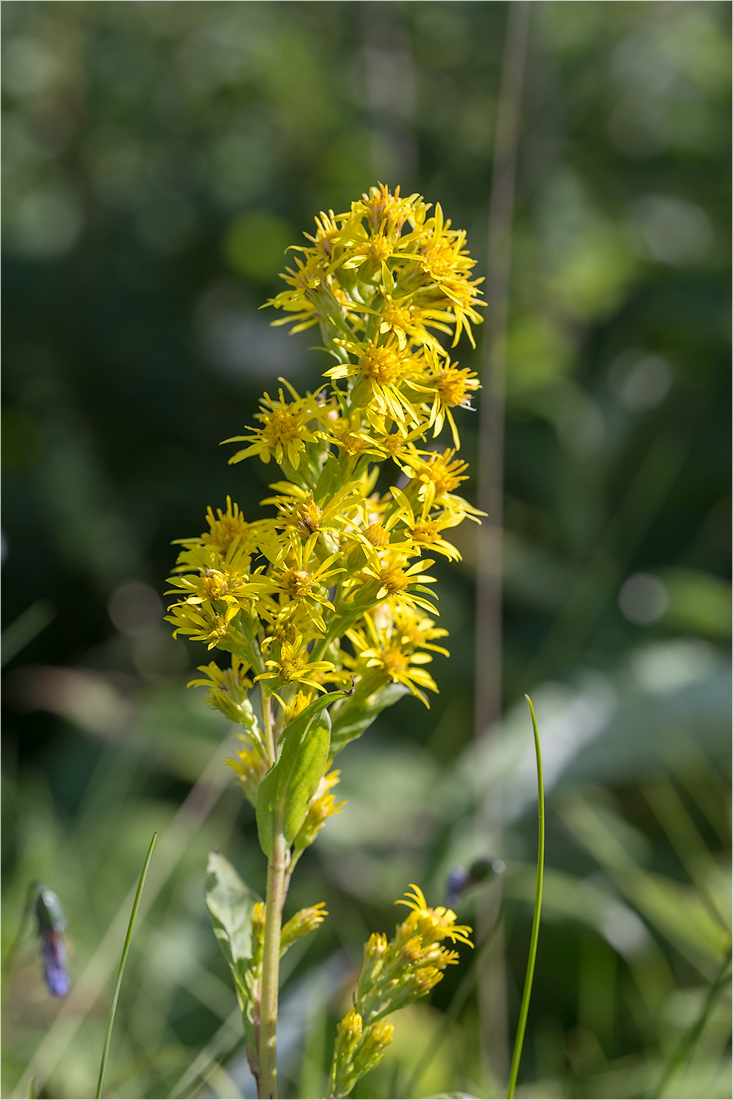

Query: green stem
96,832,157,1100
259,832,289,1099
260,686,277,767
506,696,545,1100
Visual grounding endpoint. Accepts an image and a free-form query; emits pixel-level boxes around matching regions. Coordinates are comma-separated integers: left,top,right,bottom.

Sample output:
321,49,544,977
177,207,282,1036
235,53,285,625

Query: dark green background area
2,4,730,1099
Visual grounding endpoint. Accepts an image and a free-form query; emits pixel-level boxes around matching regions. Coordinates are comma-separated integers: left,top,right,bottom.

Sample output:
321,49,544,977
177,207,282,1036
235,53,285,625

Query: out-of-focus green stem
258,832,289,1099
507,696,544,1100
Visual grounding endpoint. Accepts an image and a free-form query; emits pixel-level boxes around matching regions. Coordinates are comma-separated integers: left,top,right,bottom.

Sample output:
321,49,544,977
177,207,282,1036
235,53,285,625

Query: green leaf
256,689,346,858
329,683,409,755
204,850,259,1017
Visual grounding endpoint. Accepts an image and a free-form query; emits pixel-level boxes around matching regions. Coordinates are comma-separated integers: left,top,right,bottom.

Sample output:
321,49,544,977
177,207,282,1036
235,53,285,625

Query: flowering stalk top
166,182,484,804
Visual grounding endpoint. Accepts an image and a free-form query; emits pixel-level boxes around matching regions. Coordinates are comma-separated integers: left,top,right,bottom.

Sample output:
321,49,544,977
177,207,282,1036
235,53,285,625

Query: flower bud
329,1009,363,1098
365,931,388,960
318,527,341,559
250,901,266,969
353,1020,394,1078
281,903,327,951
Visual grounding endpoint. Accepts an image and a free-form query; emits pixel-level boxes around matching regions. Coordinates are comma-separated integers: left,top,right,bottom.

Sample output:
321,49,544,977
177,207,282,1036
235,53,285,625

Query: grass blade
95,832,157,1099
506,696,545,1100
653,949,731,1098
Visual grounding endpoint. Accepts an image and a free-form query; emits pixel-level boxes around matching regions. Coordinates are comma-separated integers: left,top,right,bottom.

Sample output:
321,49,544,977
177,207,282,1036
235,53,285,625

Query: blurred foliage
2,2,730,1099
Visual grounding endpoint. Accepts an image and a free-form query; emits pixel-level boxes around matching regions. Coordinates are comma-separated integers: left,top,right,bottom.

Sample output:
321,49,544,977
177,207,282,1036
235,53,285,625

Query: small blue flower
35,885,70,998
445,866,470,909
40,931,70,997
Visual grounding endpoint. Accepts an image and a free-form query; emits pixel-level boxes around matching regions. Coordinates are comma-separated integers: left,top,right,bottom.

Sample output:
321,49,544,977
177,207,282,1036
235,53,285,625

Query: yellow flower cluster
355,884,473,1024
329,884,473,1098
166,184,484,797
329,1009,394,1100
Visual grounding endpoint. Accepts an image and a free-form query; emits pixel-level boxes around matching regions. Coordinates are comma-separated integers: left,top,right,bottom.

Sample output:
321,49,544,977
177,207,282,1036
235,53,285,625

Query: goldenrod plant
166,184,484,1099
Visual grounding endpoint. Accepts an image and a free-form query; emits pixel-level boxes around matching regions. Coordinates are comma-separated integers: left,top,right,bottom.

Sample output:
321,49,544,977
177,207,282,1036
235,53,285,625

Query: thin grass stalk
95,832,157,1100
653,949,732,1099
506,696,544,1100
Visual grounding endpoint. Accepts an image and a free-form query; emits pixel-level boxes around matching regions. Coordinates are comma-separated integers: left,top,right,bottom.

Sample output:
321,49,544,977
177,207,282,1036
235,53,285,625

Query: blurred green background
2,2,730,1098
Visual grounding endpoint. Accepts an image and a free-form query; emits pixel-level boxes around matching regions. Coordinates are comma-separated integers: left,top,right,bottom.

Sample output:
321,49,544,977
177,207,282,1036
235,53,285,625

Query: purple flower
445,866,470,909
40,930,70,998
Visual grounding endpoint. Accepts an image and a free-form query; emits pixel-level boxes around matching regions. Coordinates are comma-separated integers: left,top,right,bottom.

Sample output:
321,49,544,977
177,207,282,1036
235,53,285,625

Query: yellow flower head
345,600,446,707
165,599,241,651
411,203,485,346
422,361,481,447
353,182,428,238
279,688,314,724
188,655,256,725
224,381,326,470
173,497,256,560
167,541,259,608
256,637,338,693
324,334,425,429
201,497,251,552
271,541,344,632
349,553,438,618
395,884,474,947
405,447,469,502
304,209,342,260
266,249,338,333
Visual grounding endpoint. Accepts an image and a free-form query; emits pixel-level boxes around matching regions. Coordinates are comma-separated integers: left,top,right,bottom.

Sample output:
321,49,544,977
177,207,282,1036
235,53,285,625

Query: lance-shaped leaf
329,683,409,755
204,850,259,1026
256,689,348,859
